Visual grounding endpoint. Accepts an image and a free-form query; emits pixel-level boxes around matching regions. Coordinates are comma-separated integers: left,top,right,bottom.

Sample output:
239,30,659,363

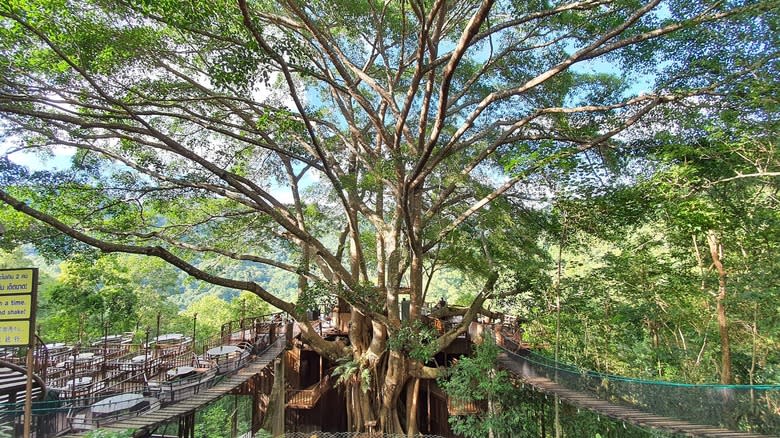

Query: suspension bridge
496,341,779,437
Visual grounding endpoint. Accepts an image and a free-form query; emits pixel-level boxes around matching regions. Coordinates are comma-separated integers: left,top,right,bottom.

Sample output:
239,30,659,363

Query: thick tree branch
434,272,499,353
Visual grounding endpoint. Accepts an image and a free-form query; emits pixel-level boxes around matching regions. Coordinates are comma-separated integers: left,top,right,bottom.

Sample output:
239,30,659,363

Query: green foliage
255,430,273,438
439,337,528,437
425,268,467,304
41,255,140,339
301,281,386,315
0,244,277,346
519,92,780,385
441,337,671,437
194,405,232,438
387,320,438,362
193,395,253,438
342,283,386,315
332,356,372,393
181,293,233,341
293,280,335,315
228,290,272,320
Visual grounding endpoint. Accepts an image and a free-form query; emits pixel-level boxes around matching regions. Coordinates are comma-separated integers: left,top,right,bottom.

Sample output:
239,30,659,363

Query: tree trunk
707,230,732,384
347,310,378,432
406,377,421,437
379,350,407,433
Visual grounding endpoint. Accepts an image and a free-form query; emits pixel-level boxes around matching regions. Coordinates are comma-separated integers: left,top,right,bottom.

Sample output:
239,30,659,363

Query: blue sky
1,142,74,171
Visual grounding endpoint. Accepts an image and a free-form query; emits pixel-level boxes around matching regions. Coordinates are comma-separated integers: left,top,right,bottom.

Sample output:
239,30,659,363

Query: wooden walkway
498,352,773,438
61,339,286,437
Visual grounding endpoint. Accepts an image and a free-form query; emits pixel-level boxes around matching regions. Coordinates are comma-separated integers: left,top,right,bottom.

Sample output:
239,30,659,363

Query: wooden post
156,312,161,355
427,379,431,433
23,338,34,437
272,357,285,436
102,321,109,379
231,395,238,438
192,313,198,350
241,299,246,340
261,357,285,436
71,344,78,398
23,268,39,438
144,329,150,377
178,412,195,438
251,375,262,435
178,414,184,438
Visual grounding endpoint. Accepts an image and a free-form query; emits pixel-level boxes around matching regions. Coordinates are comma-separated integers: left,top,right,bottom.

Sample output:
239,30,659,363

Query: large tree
0,0,774,432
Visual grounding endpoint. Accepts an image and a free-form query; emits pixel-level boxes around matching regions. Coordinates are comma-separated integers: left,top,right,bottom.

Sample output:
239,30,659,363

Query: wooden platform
497,352,772,438
60,339,286,437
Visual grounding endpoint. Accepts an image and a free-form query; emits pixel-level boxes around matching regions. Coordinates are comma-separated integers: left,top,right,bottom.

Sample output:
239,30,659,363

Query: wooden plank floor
61,340,286,437
498,352,774,438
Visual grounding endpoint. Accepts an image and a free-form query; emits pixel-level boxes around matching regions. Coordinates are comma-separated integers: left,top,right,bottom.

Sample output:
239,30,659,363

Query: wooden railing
286,375,331,409
219,313,285,348
1,335,49,380
48,368,151,407
447,397,486,415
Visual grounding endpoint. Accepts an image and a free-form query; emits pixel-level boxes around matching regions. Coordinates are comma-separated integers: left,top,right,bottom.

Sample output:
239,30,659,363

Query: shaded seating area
69,392,161,431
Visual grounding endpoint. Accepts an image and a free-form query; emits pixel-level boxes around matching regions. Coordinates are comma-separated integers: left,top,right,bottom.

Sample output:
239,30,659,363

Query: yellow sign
0,269,34,295
0,268,37,347
0,295,33,320
0,320,30,346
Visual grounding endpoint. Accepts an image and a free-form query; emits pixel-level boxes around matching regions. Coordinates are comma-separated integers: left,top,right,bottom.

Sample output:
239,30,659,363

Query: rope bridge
498,348,780,437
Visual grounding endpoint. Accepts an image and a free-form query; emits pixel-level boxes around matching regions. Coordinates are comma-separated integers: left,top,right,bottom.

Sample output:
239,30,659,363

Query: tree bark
346,312,380,432
380,350,406,433
406,377,421,437
707,230,732,384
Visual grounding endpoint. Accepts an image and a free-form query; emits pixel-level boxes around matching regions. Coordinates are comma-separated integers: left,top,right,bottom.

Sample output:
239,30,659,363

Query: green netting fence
502,348,780,435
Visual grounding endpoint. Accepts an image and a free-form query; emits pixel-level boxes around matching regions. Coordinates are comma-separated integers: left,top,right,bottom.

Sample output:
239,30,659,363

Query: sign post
0,268,39,437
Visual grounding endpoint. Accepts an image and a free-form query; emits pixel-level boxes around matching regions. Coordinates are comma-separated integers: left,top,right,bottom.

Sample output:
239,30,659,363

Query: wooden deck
497,352,772,438
60,339,286,437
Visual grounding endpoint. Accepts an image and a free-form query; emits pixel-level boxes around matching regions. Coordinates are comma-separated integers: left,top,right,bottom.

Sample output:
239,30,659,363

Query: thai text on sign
0,269,33,294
